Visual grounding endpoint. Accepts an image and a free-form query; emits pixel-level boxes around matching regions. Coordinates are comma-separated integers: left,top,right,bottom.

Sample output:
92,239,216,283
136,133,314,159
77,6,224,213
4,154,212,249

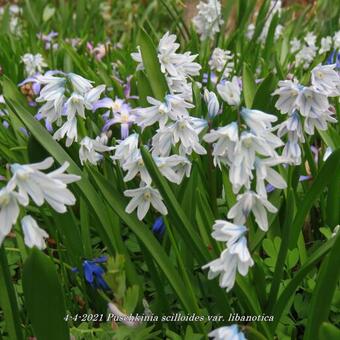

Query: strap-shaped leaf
22,248,69,340
140,146,210,264
304,232,340,340
137,28,168,100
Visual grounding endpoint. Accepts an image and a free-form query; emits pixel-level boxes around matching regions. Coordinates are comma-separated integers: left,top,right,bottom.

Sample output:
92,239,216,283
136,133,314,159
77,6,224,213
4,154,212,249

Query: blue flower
326,49,340,68
152,217,166,238
72,256,110,290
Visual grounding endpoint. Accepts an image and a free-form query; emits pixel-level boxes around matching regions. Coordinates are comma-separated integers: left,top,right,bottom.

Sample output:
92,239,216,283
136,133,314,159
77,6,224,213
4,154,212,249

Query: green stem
266,189,295,313
0,246,23,340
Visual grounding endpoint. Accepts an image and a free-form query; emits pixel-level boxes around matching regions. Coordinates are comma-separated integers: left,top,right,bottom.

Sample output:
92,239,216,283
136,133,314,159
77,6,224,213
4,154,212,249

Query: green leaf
137,28,168,100
252,72,277,112
319,322,340,340
22,248,69,340
87,168,202,320
271,236,336,332
289,148,340,247
0,246,23,340
140,146,210,264
136,71,153,106
304,232,340,340
242,63,256,108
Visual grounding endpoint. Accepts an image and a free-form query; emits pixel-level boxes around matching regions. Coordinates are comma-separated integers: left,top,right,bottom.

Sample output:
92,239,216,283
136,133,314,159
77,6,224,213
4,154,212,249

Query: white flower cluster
111,134,171,220
125,33,209,220
208,48,235,80
79,134,113,165
295,32,317,69
202,79,288,291
0,157,80,248
274,64,339,164
192,0,223,41
35,72,105,146
157,32,201,101
246,1,283,43
203,221,254,292
21,53,47,76
291,30,340,68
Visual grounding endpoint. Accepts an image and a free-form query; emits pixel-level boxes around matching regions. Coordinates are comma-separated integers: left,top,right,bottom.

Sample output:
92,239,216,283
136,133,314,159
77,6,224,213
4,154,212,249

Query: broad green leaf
137,28,168,100
304,232,340,340
22,248,69,340
242,63,256,108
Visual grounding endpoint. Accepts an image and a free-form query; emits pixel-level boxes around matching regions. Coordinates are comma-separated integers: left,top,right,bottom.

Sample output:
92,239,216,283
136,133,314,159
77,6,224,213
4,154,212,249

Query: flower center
0,194,10,206
121,112,129,123
143,191,151,200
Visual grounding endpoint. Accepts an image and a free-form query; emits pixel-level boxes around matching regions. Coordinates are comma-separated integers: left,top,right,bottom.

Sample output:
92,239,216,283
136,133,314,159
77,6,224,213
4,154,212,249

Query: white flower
111,133,139,164
122,149,152,184
303,109,337,135
319,36,332,54
168,117,207,155
255,157,287,197
151,127,175,157
333,31,340,49
295,45,316,69
304,32,316,47
229,132,278,193
53,116,78,147
202,221,253,292
204,89,220,118
135,95,193,129
276,111,305,164
311,64,340,96
36,73,66,103
21,53,47,76
246,23,255,40
203,122,238,167
208,48,234,79
192,0,223,41
0,185,28,245
274,24,284,40
323,146,332,161
124,185,168,220
21,215,49,250
9,157,80,213
211,220,247,247
290,38,301,53
154,155,191,184
217,76,241,106
241,108,278,134
208,324,247,340
296,86,329,118
273,79,300,114
79,135,113,165
131,46,144,71
227,191,277,231
68,73,93,94
157,33,201,79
